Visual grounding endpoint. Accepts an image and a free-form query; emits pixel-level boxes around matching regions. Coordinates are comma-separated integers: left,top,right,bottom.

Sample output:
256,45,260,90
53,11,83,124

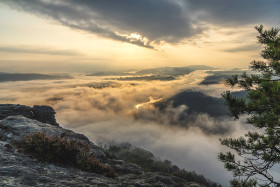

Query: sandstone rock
0,104,33,120
0,140,120,187
32,105,59,127
0,116,143,175
0,104,59,126
0,104,207,187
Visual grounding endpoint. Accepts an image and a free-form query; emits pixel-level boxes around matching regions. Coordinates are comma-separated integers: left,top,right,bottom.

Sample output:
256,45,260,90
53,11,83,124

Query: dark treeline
106,143,221,187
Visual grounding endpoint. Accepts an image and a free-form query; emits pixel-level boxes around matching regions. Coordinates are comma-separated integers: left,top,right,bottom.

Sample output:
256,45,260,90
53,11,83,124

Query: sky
0,0,280,72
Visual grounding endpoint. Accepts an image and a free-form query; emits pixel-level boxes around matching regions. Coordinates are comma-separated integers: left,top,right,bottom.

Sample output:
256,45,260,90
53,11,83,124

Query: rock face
0,104,34,121
0,104,59,126
0,104,204,187
32,105,59,127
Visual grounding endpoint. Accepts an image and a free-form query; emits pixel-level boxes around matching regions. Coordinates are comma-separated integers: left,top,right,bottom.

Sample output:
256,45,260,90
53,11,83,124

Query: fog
0,70,250,186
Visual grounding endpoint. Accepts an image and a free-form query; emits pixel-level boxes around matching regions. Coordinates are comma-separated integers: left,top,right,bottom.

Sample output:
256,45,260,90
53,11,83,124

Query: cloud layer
2,0,279,48
0,71,250,185
0,46,82,56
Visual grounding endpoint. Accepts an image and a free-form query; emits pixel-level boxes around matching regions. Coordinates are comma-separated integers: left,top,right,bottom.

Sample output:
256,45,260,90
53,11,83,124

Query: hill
87,65,215,77
0,72,71,82
156,91,229,118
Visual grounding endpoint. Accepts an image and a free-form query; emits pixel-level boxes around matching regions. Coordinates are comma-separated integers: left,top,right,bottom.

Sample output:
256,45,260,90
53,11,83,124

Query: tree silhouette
219,25,280,186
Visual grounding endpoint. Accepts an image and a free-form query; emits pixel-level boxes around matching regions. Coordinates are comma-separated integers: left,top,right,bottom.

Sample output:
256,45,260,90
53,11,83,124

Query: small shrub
14,132,116,178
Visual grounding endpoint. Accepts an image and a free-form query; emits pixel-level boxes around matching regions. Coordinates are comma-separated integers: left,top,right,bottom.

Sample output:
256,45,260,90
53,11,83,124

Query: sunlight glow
135,96,163,110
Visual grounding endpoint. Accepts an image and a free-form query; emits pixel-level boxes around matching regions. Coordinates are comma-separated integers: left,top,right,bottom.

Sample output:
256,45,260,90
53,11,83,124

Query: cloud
2,0,279,49
0,59,109,73
183,0,280,26
133,102,233,135
74,118,237,186
0,46,83,56
0,71,259,185
224,44,262,53
1,0,197,49
0,70,228,132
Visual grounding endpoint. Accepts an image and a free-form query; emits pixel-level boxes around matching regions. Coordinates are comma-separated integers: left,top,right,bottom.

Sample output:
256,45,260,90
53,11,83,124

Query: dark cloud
0,46,83,56
2,0,196,49
183,0,280,26
71,0,195,43
2,0,279,48
2,0,280,49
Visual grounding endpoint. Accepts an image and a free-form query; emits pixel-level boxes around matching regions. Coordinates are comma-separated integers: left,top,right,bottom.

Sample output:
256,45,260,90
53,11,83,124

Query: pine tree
219,25,280,186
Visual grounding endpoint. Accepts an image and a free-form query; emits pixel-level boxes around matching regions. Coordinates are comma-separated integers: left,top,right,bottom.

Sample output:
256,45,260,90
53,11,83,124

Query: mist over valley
0,67,250,185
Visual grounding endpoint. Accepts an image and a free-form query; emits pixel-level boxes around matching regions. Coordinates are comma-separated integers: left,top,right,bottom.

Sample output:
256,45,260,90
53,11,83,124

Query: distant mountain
143,90,247,135
87,71,131,76
113,75,177,81
230,68,242,71
158,90,248,117
185,65,216,70
200,70,243,85
88,65,215,77
135,65,215,76
157,91,229,117
0,72,71,82
135,67,194,76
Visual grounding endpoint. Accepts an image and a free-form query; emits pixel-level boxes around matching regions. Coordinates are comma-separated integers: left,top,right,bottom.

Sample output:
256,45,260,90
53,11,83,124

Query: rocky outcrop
0,104,34,121
32,105,59,127
0,140,119,187
0,104,205,187
0,104,59,126
0,116,142,175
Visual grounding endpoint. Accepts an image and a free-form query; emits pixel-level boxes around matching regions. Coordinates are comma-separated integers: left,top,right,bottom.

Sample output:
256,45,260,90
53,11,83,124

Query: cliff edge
0,104,206,187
